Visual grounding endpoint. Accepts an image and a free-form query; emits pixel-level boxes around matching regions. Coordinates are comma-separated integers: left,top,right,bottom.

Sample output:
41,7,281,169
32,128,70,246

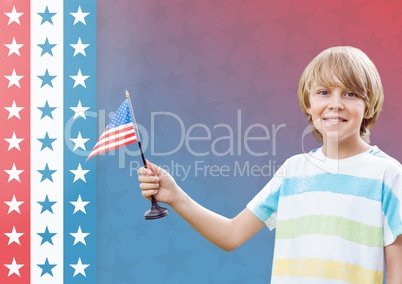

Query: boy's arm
172,193,265,251
385,235,402,283
138,161,265,251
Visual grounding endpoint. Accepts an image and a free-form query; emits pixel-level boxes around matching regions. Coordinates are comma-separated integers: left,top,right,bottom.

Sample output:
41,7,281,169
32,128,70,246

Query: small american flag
87,99,137,160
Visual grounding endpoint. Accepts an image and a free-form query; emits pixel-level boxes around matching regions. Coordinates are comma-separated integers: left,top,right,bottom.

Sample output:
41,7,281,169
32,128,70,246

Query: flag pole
125,90,169,220
125,90,146,167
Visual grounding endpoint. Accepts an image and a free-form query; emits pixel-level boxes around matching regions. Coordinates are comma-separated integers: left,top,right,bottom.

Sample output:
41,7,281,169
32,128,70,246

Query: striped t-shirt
247,146,402,284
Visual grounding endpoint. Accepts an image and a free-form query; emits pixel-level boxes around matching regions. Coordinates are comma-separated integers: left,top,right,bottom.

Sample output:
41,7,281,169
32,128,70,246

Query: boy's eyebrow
311,82,347,90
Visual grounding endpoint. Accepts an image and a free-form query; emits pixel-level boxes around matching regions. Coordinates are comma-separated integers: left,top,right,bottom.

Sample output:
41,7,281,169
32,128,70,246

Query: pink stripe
0,1,30,281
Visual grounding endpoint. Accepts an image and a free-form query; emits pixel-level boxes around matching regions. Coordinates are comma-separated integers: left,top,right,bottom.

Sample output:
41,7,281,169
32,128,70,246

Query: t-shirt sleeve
246,160,287,230
383,168,402,246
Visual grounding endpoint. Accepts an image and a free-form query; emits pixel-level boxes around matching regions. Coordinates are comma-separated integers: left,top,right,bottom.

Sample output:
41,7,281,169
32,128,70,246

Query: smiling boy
138,46,402,283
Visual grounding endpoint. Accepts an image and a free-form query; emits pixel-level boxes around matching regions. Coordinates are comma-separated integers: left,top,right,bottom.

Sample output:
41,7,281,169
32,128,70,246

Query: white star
4,195,24,214
70,195,89,214
70,226,90,245
4,100,24,120
70,163,89,183
4,132,24,151
4,37,24,56
4,226,24,245
70,69,89,88
70,100,89,119
5,6,24,25
5,69,24,88
70,37,89,57
4,258,24,277
70,132,89,151
70,257,89,277
70,6,89,25
4,163,24,183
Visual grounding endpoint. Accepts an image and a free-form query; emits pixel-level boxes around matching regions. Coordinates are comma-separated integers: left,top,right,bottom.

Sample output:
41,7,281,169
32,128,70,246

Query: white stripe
90,135,136,156
285,151,399,180
94,128,135,147
273,234,384,271
277,191,383,227
31,0,63,282
98,123,133,138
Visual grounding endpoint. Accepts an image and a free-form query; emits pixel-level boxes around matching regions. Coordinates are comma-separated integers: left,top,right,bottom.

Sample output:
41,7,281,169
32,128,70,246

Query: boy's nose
328,94,344,110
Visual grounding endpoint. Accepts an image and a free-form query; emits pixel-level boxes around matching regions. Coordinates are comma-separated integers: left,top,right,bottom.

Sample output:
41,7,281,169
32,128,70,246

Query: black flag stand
125,90,169,220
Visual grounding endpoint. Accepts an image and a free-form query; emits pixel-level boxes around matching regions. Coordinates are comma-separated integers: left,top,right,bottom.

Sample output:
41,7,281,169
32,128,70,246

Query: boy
138,46,402,283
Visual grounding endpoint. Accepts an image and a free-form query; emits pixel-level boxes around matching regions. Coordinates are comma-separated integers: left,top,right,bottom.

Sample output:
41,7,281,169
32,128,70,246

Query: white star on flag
70,163,89,182
70,226,90,245
4,100,24,120
4,6,24,25
4,132,24,151
4,226,24,245
70,195,89,214
70,37,89,57
5,69,24,88
4,257,24,277
4,163,24,183
70,69,89,88
70,6,89,25
5,37,24,56
70,100,89,119
4,195,24,214
70,132,89,151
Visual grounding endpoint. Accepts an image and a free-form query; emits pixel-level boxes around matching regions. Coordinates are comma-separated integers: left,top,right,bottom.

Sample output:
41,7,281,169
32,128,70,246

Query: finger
146,160,167,177
138,167,153,176
138,175,159,183
139,182,159,191
142,189,159,200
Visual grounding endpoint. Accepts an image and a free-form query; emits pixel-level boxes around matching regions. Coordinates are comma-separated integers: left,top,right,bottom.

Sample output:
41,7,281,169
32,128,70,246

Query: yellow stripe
273,258,383,283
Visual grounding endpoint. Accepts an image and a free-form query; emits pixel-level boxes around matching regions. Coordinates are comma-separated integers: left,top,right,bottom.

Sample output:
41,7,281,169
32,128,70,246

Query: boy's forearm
171,189,237,251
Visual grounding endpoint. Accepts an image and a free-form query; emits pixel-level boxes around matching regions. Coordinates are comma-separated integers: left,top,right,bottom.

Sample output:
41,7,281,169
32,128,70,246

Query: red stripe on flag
87,123,137,160
0,1,30,282
87,136,137,160
87,131,137,160
93,127,135,149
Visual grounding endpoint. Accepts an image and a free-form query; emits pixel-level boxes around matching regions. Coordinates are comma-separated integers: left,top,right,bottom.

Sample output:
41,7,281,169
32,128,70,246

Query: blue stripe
382,183,402,240
253,188,280,222
281,173,383,201
64,1,96,283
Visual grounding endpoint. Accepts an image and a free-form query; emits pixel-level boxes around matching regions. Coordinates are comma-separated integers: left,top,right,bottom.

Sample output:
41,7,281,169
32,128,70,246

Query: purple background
96,0,402,283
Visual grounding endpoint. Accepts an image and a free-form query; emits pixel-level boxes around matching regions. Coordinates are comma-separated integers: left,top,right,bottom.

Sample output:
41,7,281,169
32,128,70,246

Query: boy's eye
318,90,329,96
345,92,357,98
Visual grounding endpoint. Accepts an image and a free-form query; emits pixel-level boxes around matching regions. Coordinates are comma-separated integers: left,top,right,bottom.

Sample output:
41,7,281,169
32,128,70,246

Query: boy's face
307,79,366,144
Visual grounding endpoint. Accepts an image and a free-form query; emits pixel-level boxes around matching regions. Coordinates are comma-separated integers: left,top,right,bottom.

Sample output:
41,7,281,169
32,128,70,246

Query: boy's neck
322,138,371,159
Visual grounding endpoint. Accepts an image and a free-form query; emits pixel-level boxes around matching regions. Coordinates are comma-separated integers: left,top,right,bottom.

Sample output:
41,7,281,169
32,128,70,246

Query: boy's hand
138,160,180,206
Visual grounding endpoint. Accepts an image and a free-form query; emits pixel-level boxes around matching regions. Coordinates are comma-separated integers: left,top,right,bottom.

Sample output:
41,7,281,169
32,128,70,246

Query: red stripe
88,125,136,159
88,134,137,159
0,1,30,282
92,130,136,151
97,124,134,142
87,138,137,160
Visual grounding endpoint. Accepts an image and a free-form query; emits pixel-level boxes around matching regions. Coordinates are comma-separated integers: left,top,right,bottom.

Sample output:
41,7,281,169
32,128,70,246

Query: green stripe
276,215,383,247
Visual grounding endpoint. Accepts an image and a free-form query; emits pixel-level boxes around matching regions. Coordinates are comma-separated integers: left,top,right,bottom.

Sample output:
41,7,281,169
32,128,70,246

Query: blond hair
298,46,384,142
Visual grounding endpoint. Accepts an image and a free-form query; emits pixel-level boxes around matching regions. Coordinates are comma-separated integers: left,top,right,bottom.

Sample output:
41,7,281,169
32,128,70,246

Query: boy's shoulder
366,146,401,167
282,146,401,177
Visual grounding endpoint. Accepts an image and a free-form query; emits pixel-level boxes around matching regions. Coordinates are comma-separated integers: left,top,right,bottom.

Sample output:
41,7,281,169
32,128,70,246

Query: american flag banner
0,0,96,283
87,99,137,161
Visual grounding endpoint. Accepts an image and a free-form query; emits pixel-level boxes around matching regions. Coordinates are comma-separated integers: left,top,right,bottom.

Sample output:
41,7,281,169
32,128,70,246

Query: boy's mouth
323,117,347,126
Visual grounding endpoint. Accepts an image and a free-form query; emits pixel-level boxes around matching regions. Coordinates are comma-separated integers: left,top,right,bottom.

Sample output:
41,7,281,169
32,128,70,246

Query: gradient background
96,0,402,283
